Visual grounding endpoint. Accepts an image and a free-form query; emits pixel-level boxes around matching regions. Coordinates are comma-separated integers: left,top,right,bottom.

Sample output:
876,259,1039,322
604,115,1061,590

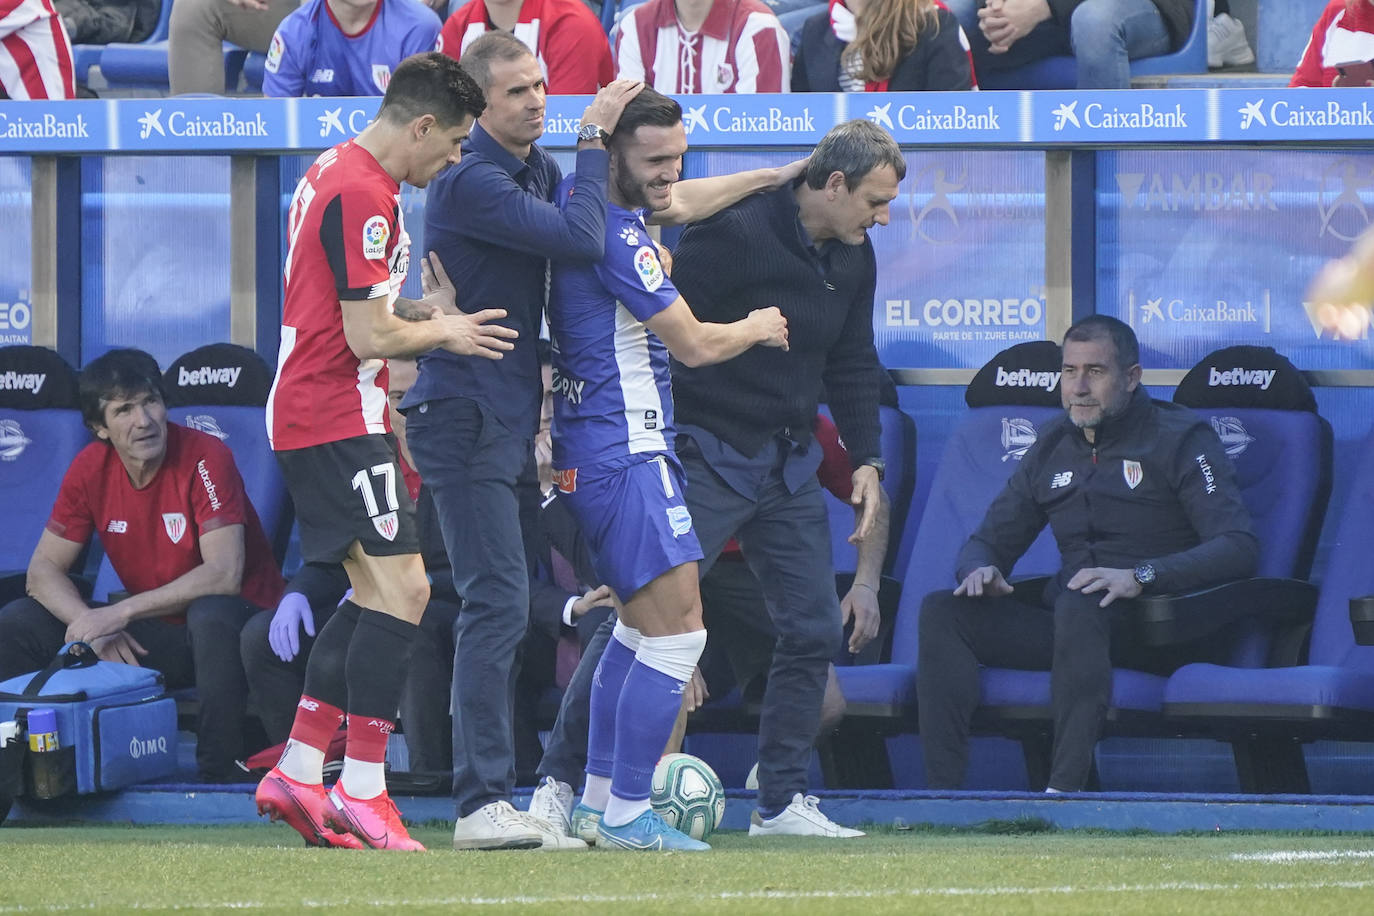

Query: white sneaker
527,776,575,837
1208,13,1254,69
452,800,545,850
748,793,865,838
518,809,588,851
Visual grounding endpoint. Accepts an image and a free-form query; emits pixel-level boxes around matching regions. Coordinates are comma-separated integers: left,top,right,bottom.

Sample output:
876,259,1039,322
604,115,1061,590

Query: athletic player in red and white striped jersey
439,0,613,93
612,0,789,94
256,52,517,853
0,0,75,99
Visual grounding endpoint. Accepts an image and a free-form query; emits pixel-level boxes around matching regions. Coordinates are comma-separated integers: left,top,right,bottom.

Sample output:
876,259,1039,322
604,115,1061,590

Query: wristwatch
861,457,886,482
1132,563,1156,591
576,122,610,145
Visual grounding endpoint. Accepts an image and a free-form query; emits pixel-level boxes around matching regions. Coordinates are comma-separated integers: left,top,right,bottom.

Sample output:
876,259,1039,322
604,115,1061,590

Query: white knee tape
635,629,708,682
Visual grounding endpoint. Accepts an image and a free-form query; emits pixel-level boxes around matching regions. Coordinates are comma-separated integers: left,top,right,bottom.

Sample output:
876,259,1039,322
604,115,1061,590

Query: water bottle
25,708,73,798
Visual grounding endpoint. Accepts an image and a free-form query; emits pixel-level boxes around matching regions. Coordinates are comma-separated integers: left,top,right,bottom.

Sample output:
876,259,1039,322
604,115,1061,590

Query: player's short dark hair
1063,315,1140,370
377,52,486,130
459,31,536,91
804,119,906,190
608,87,682,149
79,348,165,433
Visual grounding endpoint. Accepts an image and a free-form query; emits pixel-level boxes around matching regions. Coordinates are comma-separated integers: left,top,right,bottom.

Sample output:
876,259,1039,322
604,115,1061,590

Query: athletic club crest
373,510,398,542
162,512,187,544
714,63,734,89
1122,459,1143,490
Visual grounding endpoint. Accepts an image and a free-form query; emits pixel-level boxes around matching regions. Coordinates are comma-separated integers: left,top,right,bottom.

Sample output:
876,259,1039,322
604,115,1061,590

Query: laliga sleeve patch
362,215,390,260
265,32,284,74
634,246,664,292
666,505,693,538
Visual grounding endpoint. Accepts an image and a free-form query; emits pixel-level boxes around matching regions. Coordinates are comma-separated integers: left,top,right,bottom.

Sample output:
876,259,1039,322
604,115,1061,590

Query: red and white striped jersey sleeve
730,8,788,92
0,0,74,99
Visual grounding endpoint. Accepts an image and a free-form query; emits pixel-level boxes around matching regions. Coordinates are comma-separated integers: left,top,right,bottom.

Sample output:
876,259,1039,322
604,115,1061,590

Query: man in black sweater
670,119,901,838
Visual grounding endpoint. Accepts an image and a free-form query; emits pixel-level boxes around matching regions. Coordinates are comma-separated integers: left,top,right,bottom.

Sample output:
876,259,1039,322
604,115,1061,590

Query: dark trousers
917,587,1194,791
406,396,532,817
679,447,842,813
240,599,457,770
0,594,256,780
535,607,617,789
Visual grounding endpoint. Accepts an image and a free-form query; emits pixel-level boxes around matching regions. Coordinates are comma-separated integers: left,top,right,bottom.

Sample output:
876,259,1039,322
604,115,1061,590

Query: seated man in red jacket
0,348,285,782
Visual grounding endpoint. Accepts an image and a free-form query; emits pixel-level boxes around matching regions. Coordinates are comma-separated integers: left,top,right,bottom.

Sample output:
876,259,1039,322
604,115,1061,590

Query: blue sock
586,630,637,784
609,660,686,805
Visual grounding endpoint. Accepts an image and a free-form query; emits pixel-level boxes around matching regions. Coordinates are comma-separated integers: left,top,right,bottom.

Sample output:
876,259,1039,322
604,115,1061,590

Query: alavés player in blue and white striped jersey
545,87,790,851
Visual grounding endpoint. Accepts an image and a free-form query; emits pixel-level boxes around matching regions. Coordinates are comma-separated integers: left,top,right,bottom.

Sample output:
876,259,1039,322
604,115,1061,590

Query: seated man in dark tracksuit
917,315,1259,793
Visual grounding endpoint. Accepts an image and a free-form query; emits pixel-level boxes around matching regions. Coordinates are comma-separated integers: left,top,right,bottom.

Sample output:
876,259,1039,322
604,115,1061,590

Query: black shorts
276,434,420,564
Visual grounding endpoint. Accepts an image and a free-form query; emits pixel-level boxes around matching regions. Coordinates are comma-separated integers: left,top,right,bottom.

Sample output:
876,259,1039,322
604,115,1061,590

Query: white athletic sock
339,757,386,799
277,739,325,785
602,793,651,828
581,773,612,811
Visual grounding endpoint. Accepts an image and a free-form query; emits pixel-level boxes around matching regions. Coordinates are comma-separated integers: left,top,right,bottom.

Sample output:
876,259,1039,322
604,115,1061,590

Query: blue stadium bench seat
98,40,248,92
0,346,88,603
978,0,1208,89
71,0,173,86
1163,441,1374,794
823,342,1064,787
973,345,1332,790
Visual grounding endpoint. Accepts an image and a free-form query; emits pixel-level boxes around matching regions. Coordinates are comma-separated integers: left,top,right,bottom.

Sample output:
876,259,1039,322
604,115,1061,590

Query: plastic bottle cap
27,708,57,734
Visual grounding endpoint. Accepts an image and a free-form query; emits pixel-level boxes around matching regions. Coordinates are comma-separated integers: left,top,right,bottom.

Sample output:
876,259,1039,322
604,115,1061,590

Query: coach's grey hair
804,119,906,191
458,31,536,91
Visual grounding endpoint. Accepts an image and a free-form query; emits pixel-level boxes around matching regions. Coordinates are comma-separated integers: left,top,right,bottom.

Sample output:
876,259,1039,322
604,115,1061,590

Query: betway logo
866,102,1001,132
0,112,90,139
682,105,815,135
0,371,45,394
1208,367,1277,390
178,365,241,388
995,367,1060,391
138,108,269,139
1241,99,1374,129
1052,100,1187,131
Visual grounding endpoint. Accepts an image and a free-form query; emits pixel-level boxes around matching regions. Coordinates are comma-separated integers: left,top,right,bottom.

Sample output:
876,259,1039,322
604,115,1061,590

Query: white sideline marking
5,880,1374,912
1230,850,1374,863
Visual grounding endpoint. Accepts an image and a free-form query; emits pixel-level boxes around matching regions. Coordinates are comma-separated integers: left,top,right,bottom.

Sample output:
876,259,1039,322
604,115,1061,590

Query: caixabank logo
1039,91,1207,142
1126,289,1272,334
863,92,1018,143
303,98,379,140
678,95,820,145
1226,90,1374,140
124,101,285,150
0,101,104,151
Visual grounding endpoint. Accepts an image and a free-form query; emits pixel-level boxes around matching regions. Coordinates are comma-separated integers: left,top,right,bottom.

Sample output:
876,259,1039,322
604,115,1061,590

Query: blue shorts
555,452,704,599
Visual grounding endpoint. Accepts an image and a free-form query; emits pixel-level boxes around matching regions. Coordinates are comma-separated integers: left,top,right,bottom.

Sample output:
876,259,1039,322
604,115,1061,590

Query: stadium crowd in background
1290,0,1374,88
261,0,442,97
791,0,975,92
610,0,791,93
439,0,613,92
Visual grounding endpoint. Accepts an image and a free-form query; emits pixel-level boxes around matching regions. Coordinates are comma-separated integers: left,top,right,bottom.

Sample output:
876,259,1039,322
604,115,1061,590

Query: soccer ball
650,753,725,840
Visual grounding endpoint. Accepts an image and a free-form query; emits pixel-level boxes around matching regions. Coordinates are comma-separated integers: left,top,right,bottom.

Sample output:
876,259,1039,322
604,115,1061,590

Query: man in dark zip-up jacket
917,316,1257,793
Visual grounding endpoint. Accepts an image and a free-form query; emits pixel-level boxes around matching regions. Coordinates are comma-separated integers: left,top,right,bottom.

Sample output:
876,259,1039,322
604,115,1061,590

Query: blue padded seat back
1311,424,1374,669
163,344,291,557
890,405,1062,664
1188,408,1331,581
818,404,916,576
0,346,85,571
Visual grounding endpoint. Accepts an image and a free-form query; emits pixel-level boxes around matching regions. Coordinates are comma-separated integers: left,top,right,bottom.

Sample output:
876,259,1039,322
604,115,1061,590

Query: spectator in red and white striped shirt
0,0,75,99
439,0,613,93
612,0,790,93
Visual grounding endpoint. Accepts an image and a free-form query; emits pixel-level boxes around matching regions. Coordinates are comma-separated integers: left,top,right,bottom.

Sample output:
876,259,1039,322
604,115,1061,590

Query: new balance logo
1050,471,1074,489
107,520,128,533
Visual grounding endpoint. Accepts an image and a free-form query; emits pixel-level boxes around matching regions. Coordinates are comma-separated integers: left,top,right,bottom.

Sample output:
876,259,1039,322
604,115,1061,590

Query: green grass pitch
2,822,1373,914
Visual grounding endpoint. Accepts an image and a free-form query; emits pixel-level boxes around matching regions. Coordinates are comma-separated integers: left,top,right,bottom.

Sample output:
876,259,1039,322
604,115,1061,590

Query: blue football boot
571,802,603,846
596,808,710,851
